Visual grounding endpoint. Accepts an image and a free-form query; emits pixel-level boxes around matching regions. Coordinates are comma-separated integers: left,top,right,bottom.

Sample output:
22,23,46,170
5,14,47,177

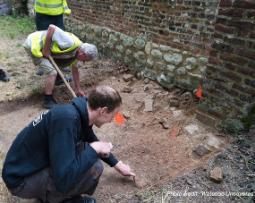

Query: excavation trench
0,64,228,203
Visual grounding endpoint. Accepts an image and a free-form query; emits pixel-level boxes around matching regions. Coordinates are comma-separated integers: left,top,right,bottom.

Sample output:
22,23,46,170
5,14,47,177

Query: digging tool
48,55,77,98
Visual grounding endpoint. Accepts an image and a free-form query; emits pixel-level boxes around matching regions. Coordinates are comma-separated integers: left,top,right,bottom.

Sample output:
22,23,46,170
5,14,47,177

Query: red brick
220,53,248,65
226,38,246,46
247,10,255,19
208,56,222,65
212,42,233,52
221,70,242,82
219,0,233,7
215,23,236,34
250,33,255,39
235,48,255,60
210,49,219,57
236,66,255,77
233,0,255,9
224,63,237,70
213,32,224,39
233,83,255,95
245,79,255,88
218,8,244,18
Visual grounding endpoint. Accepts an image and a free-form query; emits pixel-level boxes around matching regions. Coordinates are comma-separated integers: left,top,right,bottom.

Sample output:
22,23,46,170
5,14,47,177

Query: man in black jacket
2,86,135,203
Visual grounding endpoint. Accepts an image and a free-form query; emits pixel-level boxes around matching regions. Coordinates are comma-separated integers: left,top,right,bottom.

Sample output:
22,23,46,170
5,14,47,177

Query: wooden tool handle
48,56,77,98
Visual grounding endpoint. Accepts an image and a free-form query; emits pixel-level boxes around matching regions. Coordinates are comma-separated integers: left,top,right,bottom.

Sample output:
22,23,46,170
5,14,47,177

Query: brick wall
18,0,255,132
198,0,255,132
69,0,219,56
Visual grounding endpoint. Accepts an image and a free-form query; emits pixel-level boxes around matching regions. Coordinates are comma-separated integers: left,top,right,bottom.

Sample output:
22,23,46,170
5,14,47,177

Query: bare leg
44,74,57,95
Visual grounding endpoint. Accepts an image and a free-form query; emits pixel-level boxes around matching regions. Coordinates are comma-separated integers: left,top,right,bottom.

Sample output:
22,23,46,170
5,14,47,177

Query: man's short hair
79,43,98,60
88,86,122,112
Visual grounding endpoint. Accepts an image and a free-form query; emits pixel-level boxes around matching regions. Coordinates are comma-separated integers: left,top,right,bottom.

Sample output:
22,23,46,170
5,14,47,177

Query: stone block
198,57,208,65
144,97,154,112
123,74,134,82
176,67,186,75
166,64,176,72
147,58,154,67
122,36,134,47
154,62,166,72
134,38,146,49
109,33,118,44
159,45,171,52
156,74,174,89
94,27,102,37
151,49,163,60
196,110,219,128
184,124,199,136
193,144,211,157
116,45,124,53
125,49,132,56
159,118,170,129
121,86,133,93
164,53,183,65
124,56,132,64
102,30,109,38
185,57,197,66
205,135,223,150
133,51,146,62
209,167,223,183
145,42,152,55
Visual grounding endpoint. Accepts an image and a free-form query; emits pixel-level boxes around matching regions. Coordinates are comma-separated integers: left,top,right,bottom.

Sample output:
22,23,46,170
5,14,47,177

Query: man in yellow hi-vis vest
35,0,71,30
24,24,98,109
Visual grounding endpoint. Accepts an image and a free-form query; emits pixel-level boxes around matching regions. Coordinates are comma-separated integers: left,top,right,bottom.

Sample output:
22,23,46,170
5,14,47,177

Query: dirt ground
0,24,254,203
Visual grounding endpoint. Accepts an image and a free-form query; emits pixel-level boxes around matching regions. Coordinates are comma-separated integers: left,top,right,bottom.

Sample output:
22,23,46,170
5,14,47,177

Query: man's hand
114,161,136,177
42,49,51,58
42,24,56,58
75,88,85,97
90,141,113,157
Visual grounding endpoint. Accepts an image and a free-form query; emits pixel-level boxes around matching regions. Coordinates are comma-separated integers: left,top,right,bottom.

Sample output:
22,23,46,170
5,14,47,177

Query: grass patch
0,16,35,39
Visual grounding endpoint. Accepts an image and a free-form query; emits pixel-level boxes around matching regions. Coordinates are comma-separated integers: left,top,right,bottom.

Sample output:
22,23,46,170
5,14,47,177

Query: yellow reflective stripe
63,0,71,14
35,1,63,8
51,33,82,54
63,0,68,7
31,32,43,58
35,0,64,15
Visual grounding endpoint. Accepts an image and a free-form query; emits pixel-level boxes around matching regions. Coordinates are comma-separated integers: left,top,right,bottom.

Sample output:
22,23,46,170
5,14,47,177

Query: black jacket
2,97,118,193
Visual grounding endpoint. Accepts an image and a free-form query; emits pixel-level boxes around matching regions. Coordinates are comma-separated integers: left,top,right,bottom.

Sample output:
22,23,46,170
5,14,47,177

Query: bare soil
0,60,228,202
0,30,254,203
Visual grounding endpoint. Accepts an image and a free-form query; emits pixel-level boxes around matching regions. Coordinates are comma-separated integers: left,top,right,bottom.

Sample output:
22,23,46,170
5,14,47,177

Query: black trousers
35,12,65,31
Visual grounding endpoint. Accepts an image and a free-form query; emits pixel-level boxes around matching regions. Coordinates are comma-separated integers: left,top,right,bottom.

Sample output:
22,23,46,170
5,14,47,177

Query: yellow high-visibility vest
35,0,71,16
29,31,82,58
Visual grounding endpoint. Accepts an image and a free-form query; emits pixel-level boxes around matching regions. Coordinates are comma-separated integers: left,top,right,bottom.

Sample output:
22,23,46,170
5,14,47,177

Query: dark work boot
0,69,10,82
62,195,96,203
43,94,57,109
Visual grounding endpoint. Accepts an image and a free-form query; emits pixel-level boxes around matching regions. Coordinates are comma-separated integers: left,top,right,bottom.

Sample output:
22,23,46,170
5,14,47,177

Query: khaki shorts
24,48,57,76
32,56,57,76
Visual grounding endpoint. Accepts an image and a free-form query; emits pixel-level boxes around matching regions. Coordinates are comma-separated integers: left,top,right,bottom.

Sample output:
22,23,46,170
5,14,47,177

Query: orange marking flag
114,112,125,125
195,84,203,99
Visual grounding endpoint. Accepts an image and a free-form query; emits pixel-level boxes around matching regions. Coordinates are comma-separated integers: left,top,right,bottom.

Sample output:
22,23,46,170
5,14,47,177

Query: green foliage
0,16,35,39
